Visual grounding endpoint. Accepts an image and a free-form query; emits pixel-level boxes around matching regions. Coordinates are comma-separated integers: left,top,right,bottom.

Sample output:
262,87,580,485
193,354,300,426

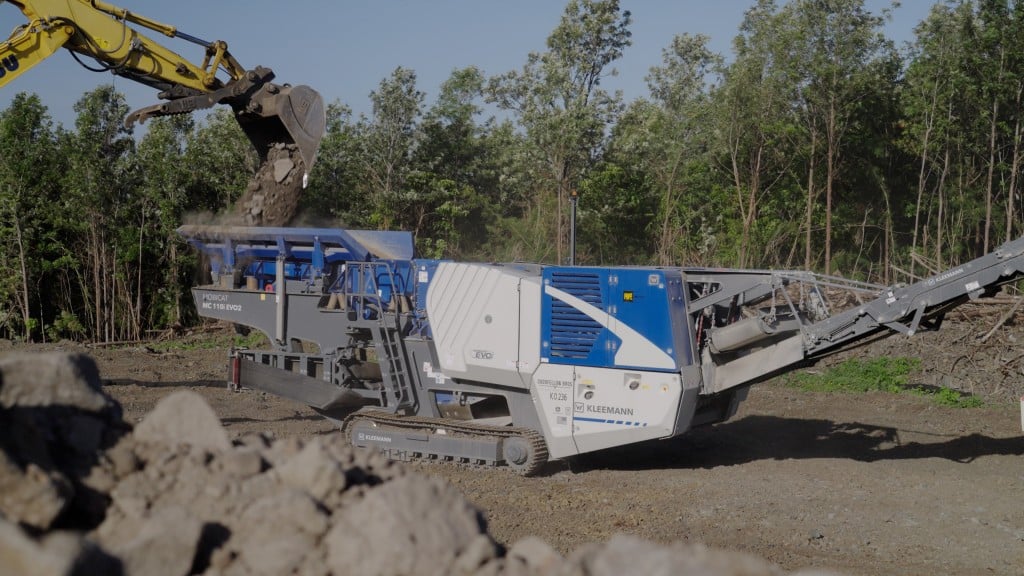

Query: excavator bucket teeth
236,83,326,172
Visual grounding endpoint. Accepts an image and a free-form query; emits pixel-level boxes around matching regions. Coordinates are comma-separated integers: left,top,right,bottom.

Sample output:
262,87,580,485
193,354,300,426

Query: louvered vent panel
549,271,603,358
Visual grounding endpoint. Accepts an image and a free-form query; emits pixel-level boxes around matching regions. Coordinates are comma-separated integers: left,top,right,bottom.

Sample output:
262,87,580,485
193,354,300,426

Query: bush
45,310,85,342
784,357,920,393
785,356,984,408
932,386,984,408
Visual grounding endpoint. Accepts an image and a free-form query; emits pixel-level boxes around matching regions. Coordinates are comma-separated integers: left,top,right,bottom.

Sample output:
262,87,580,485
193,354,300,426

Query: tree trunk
136,211,145,338
804,130,818,272
729,134,763,269
561,168,569,262
170,240,180,325
1006,85,1023,244
657,160,681,267
90,225,103,343
983,95,999,253
12,212,31,341
912,83,939,270
936,146,950,268
824,100,839,276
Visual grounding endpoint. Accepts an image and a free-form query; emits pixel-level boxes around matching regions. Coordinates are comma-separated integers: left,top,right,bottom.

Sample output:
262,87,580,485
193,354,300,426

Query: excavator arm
1,0,325,225
0,0,247,93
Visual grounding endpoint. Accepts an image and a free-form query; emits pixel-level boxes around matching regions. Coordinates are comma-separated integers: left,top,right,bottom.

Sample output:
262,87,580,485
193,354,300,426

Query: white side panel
572,366,681,454
426,263,527,389
517,277,542,387
529,363,578,459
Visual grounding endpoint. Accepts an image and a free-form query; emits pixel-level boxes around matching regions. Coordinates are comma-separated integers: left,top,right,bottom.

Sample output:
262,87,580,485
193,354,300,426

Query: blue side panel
608,268,675,366
663,269,695,366
541,267,682,371
544,269,608,364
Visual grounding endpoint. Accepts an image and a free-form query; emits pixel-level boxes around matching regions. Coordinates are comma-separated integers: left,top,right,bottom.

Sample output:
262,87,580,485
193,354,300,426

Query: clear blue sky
1,0,934,129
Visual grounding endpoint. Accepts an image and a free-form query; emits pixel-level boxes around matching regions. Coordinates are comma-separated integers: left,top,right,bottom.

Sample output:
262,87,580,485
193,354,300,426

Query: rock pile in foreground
0,352,837,576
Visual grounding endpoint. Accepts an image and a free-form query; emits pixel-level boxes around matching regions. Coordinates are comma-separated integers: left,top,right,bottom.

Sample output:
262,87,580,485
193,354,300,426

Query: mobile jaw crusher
181,225,1024,474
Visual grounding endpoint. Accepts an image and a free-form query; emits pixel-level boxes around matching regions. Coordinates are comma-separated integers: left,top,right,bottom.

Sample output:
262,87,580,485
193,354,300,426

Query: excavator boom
0,0,325,225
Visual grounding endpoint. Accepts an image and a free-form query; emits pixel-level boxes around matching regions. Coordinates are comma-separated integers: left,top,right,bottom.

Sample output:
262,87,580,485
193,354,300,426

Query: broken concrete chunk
0,517,120,576
133,391,230,452
0,352,111,413
325,475,490,576
273,158,295,183
114,507,202,576
274,438,347,502
566,534,784,576
0,454,71,531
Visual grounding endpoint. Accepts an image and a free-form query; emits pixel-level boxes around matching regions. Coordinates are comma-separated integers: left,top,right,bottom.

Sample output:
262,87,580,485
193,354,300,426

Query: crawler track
343,410,549,476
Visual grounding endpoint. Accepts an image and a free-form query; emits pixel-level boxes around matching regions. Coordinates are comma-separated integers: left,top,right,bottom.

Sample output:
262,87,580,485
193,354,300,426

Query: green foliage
931,387,985,408
785,357,921,393
487,0,632,263
577,161,656,264
46,310,86,341
786,356,983,408
302,101,361,222
3,0,1024,345
147,329,267,352
907,384,985,408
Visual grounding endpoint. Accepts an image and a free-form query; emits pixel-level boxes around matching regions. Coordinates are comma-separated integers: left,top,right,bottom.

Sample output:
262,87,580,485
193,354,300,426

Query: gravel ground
17,312,1023,576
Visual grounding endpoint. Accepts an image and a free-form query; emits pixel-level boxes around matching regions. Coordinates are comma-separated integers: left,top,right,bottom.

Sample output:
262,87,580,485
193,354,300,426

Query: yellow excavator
0,0,325,226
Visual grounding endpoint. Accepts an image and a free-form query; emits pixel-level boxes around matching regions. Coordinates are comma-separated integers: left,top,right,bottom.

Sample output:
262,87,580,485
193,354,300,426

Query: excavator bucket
227,80,326,227
124,66,326,227
225,82,325,227
234,83,325,173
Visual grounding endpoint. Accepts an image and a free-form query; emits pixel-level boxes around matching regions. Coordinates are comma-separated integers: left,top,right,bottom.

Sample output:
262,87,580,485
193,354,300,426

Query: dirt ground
22,312,1024,576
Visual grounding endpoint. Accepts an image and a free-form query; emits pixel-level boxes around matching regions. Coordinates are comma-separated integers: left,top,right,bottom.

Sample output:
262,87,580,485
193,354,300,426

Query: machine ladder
375,319,416,412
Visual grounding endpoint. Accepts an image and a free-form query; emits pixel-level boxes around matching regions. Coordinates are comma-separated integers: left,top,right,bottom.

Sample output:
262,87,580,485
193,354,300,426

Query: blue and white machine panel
540,267,687,372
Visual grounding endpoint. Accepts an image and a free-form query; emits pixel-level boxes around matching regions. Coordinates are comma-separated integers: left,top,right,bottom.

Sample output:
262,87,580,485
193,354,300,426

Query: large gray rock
0,452,70,530
273,438,348,504
218,490,329,576
133,390,230,452
325,475,495,576
0,516,121,576
0,352,113,413
563,534,784,576
113,507,202,576
0,352,126,530
506,536,564,576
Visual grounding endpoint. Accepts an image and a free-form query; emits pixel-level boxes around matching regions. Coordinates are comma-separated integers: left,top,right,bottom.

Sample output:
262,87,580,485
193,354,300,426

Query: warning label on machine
536,377,572,434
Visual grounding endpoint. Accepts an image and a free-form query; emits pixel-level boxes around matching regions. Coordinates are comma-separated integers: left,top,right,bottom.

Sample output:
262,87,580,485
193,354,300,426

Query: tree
62,85,136,342
900,1,968,273
360,67,424,230
487,0,632,263
137,115,195,327
784,0,896,275
712,0,805,268
303,101,362,224
0,93,59,340
900,0,1024,271
409,67,505,257
608,34,722,265
183,109,256,215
